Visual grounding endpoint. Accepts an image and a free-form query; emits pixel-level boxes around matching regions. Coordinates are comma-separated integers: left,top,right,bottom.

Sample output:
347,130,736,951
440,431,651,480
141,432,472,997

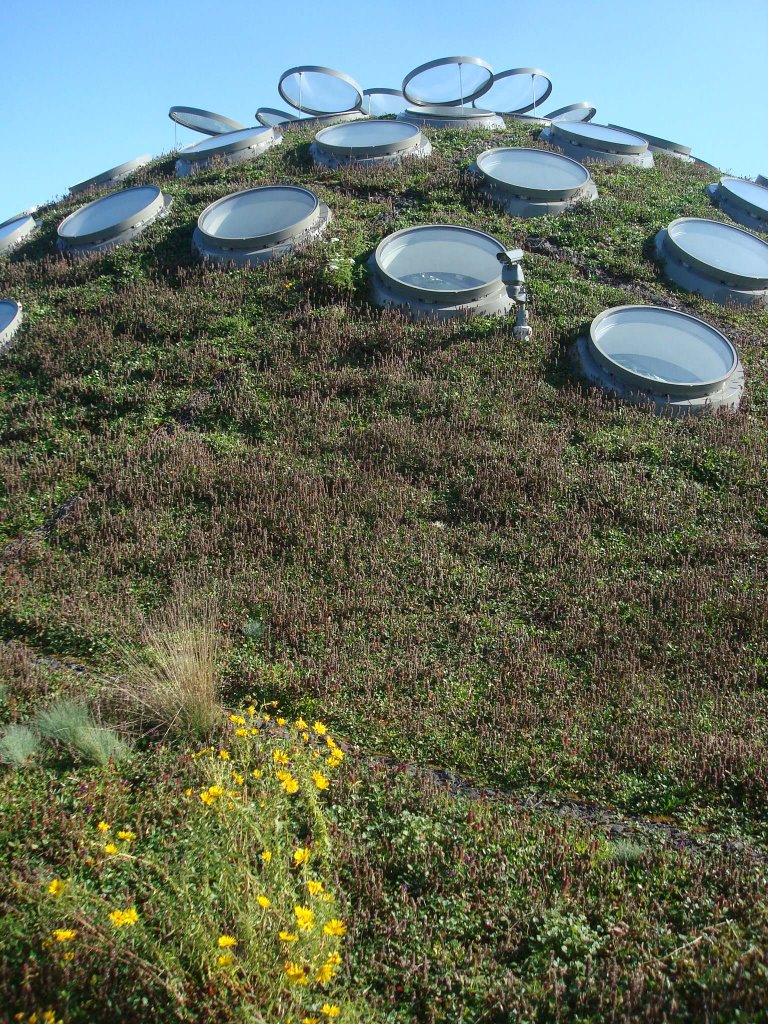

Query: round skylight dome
655,216,768,306
57,185,172,255
278,66,363,116
472,147,597,217
574,305,744,414
69,155,153,195
256,107,365,129
362,88,408,116
176,126,281,177
607,124,692,160
169,107,245,136
396,105,504,130
0,214,38,256
0,299,23,353
193,185,331,266
541,122,654,167
402,56,493,107
474,68,553,115
708,176,768,232
312,119,431,167
546,102,597,123
369,224,519,318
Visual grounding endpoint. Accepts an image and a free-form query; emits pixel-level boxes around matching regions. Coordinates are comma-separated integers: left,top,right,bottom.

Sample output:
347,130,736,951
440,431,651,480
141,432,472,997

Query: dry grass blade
118,603,225,741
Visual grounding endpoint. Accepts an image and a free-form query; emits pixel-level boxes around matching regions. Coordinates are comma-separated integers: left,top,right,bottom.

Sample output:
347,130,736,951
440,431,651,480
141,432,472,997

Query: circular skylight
169,106,245,136
658,216,768,293
402,56,493,107
176,127,280,176
606,124,691,157
278,66,363,115
256,107,364,128
474,68,553,114
362,88,408,116
0,214,38,255
370,224,518,317
757,174,768,188
543,121,653,166
58,185,171,253
312,119,430,166
710,176,768,231
473,147,597,217
477,148,591,199
0,299,23,352
575,305,744,413
193,185,331,266
69,155,153,196
397,105,503,130
546,102,597,123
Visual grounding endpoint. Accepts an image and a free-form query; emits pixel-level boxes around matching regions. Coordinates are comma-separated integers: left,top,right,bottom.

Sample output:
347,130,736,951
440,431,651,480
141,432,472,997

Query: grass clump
119,605,225,740
36,700,91,742
36,700,129,766
0,724,40,766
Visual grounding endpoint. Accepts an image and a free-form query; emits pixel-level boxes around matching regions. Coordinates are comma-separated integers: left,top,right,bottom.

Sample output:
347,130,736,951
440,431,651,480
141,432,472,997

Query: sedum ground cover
0,119,767,1022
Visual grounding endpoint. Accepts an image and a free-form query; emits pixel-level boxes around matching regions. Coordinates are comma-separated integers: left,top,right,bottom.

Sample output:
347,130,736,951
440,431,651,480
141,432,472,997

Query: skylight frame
0,299,23,353
542,121,654,167
546,102,597,123
312,119,431,167
475,67,553,115
57,185,172,255
472,146,598,217
606,124,692,158
69,155,153,196
278,65,364,116
402,56,494,107
0,214,38,256
708,176,768,232
168,106,246,136
175,127,281,176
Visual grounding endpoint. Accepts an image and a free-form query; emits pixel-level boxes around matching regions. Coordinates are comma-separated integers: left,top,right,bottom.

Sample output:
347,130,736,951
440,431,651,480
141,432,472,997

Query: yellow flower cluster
47,879,65,897
14,1012,63,1024
109,907,139,928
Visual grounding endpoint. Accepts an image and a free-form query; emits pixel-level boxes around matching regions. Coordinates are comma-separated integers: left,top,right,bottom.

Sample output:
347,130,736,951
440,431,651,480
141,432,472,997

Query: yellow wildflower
277,717,287,726
104,843,118,855
273,750,290,765
47,879,65,897
327,754,343,769
313,721,327,736
261,850,272,863
307,880,324,896
279,930,298,942
52,929,77,942
250,728,259,736
117,830,135,842
263,714,271,722
284,961,308,985
229,714,246,725
312,772,330,791
315,963,336,985
252,768,263,778
321,1006,340,1018
294,905,315,931
217,953,234,967
293,847,311,865
257,895,271,909
232,772,245,785
97,820,111,832
247,705,256,716
208,785,224,797
277,771,299,794
302,1018,320,1024
109,907,139,928
235,728,248,737
302,731,310,743
218,935,237,948
327,951,342,966
218,750,230,761
200,791,215,806
326,736,338,750
295,718,308,730
324,918,347,937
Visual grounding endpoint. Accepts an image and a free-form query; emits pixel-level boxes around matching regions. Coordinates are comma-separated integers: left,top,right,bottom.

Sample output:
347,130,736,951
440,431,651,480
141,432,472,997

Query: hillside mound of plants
1,119,767,1023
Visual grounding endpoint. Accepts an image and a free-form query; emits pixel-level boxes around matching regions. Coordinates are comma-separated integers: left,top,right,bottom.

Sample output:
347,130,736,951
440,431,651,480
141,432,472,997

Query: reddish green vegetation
1,120,767,1021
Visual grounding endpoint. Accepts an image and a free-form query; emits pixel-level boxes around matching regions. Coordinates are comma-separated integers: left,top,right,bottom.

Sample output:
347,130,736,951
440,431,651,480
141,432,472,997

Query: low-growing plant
66,723,130,767
36,700,92,743
0,723,40,766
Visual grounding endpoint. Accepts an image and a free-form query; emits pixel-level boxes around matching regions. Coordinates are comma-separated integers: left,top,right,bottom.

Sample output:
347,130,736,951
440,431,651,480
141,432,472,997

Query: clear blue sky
2,0,767,220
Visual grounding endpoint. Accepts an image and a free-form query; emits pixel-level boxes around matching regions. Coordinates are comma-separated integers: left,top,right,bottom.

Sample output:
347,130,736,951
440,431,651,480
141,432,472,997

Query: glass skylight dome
278,65,363,116
655,216,768,307
57,185,172,256
193,185,331,266
0,214,38,256
255,107,365,129
541,122,654,167
472,147,597,217
574,305,744,414
607,124,692,161
546,102,597,123
176,126,281,177
0,299,23,353
169,107,245,136
69,155,153,195
369,225,522,318
362,88,408,116
473,67,553,116
397,105,504,129
708,176,768,233
312,119,431,167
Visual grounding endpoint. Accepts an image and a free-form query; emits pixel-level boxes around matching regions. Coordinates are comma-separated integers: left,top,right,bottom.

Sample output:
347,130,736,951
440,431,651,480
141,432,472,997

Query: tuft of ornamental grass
36,700,130,767
36,700,92,743
118,604,226,741
0,724,40,766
